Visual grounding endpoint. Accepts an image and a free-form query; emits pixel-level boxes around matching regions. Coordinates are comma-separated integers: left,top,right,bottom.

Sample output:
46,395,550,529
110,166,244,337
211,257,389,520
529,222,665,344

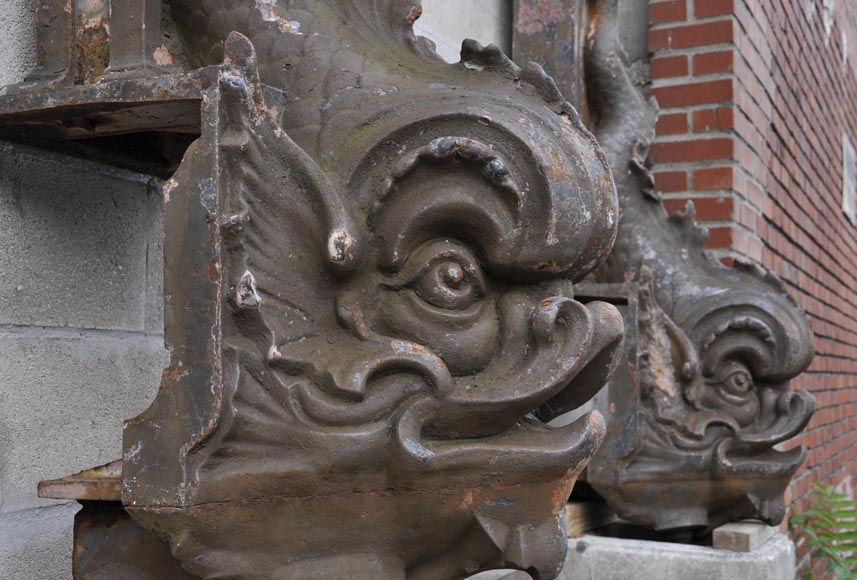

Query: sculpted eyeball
370,240,499,376
700,361,760,426
410,252,485,311
722,367,753,397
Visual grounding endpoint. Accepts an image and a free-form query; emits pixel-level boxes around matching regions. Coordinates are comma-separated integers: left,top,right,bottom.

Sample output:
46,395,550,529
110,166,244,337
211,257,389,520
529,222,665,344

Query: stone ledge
560,533,795,580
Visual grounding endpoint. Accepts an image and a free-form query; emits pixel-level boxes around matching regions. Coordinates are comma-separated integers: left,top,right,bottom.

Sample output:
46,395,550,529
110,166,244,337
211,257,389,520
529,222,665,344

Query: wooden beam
565,502,619,537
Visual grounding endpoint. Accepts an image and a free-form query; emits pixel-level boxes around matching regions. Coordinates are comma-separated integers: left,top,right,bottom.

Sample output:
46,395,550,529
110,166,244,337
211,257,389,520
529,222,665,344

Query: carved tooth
459,39,520,76
235,270,261,308
520,61,565,104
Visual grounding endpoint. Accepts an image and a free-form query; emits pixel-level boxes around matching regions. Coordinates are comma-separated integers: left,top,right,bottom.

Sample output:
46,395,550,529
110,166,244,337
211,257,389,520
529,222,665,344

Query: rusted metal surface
582,0,816,533
122,21,623,577
73,501,197,580
38,460,122,502
26,0,75,86
16,0,169,93
6,1,627,578
104,0,169,79
0,68,284,177
73,1,109,85
513,0,587,116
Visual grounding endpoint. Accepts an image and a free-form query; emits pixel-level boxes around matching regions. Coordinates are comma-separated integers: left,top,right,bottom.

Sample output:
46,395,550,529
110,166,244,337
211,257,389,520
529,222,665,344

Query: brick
694,167,734,190
663,198,689,215
705,226,734,249
693,107,734,132
664,196,734,219
650,138,734,163
694,50,734,75
649,20,733,51
651,79,733,107
652,55,689,79
695,0,734,18
656,112,689,135
650,0,688,24
654,171,688,193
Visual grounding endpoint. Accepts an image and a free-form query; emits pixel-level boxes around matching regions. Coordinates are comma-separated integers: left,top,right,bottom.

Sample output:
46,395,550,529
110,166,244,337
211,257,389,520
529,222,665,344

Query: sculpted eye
386,241,486,311
723,368,753,395
414,258,483,310
710,362,754,401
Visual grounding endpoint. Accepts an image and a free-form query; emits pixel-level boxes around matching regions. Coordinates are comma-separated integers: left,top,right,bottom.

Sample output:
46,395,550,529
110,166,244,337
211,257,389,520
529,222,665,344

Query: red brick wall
648,0,756,264
648,1,857,576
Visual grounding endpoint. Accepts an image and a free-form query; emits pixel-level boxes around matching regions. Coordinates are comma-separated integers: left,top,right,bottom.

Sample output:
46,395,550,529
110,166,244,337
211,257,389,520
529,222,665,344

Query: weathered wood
713,521,778,552
37,460,122,502
565,502,619,537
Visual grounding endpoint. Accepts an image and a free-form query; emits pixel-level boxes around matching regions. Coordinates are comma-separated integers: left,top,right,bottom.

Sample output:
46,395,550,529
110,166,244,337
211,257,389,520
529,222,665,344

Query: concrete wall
0,2,167,578
0,0,35,88
0,144,168,579
415,0,513,63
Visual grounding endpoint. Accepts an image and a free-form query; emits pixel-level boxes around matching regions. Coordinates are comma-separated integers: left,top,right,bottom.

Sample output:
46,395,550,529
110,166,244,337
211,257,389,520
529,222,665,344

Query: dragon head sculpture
584,0,815,533
122,3,624,578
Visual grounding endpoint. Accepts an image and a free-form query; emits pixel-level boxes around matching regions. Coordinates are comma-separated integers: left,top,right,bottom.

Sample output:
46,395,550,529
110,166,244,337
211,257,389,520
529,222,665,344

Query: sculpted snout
426,294,624,438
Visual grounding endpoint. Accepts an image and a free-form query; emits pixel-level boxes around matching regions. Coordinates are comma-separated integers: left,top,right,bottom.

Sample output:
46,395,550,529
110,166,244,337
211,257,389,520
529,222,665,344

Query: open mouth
387,297,624,480
715,389,815,476
273,294,624,484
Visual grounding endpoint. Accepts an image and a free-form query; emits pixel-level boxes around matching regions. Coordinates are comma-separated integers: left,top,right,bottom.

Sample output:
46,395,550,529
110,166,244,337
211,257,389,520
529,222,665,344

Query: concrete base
560,533,795,580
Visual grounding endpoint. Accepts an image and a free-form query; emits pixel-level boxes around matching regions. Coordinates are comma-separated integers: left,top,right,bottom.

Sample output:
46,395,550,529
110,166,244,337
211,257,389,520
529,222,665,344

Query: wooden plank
38,460,122,501
565,502,619,537
713,521,778,552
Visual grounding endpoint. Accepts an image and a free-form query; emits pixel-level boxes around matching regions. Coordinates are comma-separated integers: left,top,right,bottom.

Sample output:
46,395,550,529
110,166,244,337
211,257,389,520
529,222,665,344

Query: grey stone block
0,330,166,514
0,0,35,88
0,143,154,332
561,533,796,580
0,502,78,580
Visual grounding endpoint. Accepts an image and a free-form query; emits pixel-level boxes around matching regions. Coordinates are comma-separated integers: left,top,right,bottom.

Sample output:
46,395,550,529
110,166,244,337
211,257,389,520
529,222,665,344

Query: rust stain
405,4,423,25
166,367,191,381
515,0,564,35
153,44,175,67
38,460,122,501
208,257,220,282
74,16,109,85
